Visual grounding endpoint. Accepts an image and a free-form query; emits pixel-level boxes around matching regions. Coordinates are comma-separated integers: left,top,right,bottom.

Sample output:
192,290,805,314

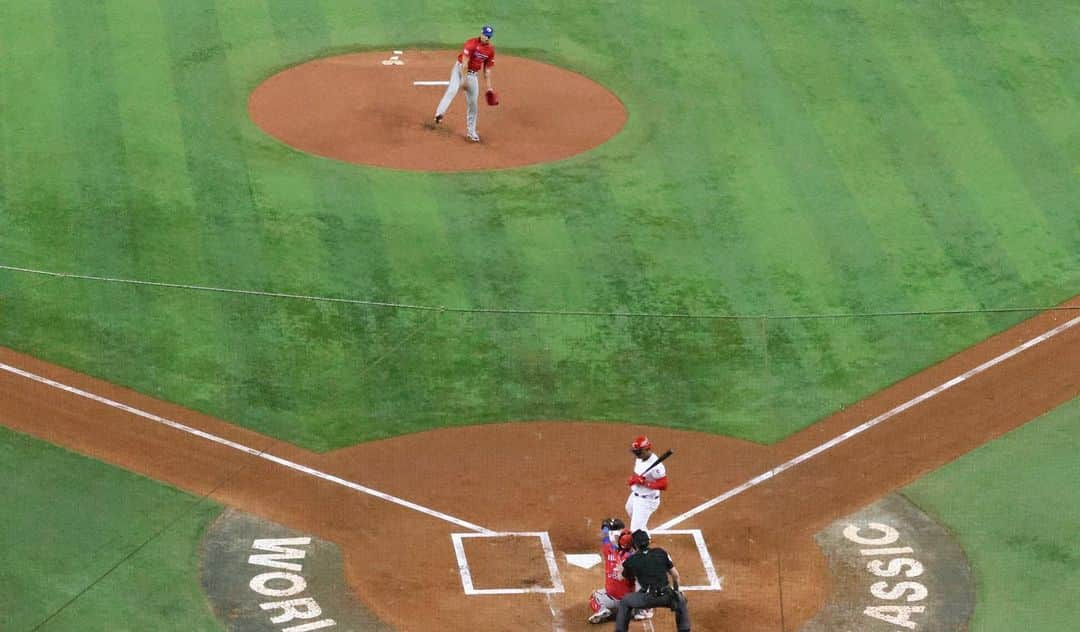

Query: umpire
615,530,692,632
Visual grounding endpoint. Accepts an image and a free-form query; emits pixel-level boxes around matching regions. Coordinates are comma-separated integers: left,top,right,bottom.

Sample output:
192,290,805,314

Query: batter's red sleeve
644,476,668,491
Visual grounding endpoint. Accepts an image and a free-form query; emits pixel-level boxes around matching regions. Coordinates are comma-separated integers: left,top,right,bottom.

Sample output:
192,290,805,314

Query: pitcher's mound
249,49,628,171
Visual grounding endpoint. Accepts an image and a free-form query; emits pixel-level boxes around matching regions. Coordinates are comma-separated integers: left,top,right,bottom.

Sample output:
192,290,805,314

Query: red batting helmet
630,435,652,451
616,528,634,551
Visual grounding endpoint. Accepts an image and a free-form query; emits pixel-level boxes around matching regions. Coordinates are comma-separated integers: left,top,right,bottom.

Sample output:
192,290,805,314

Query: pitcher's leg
435,63,461,118
464,73,479,138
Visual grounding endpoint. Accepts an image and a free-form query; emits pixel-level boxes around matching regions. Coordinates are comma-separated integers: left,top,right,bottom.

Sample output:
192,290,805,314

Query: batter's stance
433,25,496,142
626,436,668,532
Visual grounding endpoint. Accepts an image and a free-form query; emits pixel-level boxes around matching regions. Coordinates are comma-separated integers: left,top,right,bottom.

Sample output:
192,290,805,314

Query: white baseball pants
625,492,660,533
434,62,480,138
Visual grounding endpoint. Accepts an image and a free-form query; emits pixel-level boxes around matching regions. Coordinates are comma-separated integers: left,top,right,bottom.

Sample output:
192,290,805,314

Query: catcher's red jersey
602,538,635,599
458,37,495,72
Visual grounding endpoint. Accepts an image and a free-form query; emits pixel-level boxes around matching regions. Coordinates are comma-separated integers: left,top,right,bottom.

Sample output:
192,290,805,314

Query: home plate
566,554,602,569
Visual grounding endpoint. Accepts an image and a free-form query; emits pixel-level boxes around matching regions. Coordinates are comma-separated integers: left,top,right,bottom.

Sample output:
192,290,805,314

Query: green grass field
1,1,1078,629
904,396,1080,632
2,0,1077,449
0,427,222,631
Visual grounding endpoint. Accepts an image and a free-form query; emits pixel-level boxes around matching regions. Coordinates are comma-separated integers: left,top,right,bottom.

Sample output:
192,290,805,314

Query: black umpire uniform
615,530,692,632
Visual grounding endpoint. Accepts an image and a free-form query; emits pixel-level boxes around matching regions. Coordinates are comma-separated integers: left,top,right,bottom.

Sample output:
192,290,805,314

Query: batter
625,436,668,533
433,25,497,142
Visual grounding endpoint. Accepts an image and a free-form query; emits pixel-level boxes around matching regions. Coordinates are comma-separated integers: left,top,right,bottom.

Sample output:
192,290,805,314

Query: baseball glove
601,517,625,531
485,89,500,106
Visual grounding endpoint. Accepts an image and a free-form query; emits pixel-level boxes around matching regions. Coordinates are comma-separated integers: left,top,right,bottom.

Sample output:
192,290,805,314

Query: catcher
615,530,693,632
587,518,635,624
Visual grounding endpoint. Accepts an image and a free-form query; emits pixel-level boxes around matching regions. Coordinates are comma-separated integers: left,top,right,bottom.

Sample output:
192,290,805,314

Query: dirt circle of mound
248,49,628,171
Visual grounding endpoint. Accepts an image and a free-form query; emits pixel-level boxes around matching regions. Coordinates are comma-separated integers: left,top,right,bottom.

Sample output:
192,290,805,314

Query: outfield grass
1,5,1078,629
0,427,222,632
0,2,1077,451
903,396,1080,631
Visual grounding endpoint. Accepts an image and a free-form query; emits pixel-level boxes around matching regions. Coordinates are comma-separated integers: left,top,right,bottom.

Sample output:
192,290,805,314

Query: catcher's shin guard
589,591,604,613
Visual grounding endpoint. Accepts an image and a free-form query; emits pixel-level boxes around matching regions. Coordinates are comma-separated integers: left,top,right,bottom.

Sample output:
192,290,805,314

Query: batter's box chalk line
452,532,564,595
651,529,723,591
450,529,722,595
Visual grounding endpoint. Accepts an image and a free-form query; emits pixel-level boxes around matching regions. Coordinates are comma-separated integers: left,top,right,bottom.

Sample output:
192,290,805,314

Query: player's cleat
587,608,611,624
434,114,443,124
633,609,654,620
467,133,481,142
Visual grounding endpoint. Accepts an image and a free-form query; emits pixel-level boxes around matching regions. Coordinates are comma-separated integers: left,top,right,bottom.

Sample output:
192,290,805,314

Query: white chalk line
651,529,723,591
656,313,1080,531
451,532,564,595
545,593,567,632
414,80,450,86
0,362,495,535
7,311,1076,602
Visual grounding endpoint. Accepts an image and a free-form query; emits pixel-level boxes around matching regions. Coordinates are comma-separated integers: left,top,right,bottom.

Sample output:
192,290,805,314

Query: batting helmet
481,25,494,38
616,528,634,551
630,435,652,451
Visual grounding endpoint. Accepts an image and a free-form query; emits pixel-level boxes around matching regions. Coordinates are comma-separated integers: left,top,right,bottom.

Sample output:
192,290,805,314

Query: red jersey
458,38,495,73
602,533,635,599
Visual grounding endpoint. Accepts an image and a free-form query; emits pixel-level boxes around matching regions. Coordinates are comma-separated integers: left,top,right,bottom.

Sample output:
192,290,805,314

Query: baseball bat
641,448,674,476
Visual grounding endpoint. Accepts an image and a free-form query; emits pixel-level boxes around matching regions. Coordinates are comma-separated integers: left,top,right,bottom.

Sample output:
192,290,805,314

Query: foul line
0,362,495,535
414,80,450,86
656,313,1080,530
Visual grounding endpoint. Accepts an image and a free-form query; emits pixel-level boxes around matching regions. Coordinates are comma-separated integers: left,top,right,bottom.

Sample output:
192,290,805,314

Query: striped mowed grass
0,2,1077,630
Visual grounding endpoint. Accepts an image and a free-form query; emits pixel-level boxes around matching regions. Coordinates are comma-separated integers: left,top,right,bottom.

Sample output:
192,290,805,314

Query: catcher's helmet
631,529,651,550
630,435,652,451
616,528,634,551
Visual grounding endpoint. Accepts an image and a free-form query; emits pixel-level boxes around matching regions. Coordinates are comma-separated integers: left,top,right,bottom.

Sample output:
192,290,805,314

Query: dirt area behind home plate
249,50,628,171
1,298,1078,631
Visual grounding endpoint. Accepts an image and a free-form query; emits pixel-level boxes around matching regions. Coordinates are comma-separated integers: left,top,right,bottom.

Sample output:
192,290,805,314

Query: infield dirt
1,297,1078,630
